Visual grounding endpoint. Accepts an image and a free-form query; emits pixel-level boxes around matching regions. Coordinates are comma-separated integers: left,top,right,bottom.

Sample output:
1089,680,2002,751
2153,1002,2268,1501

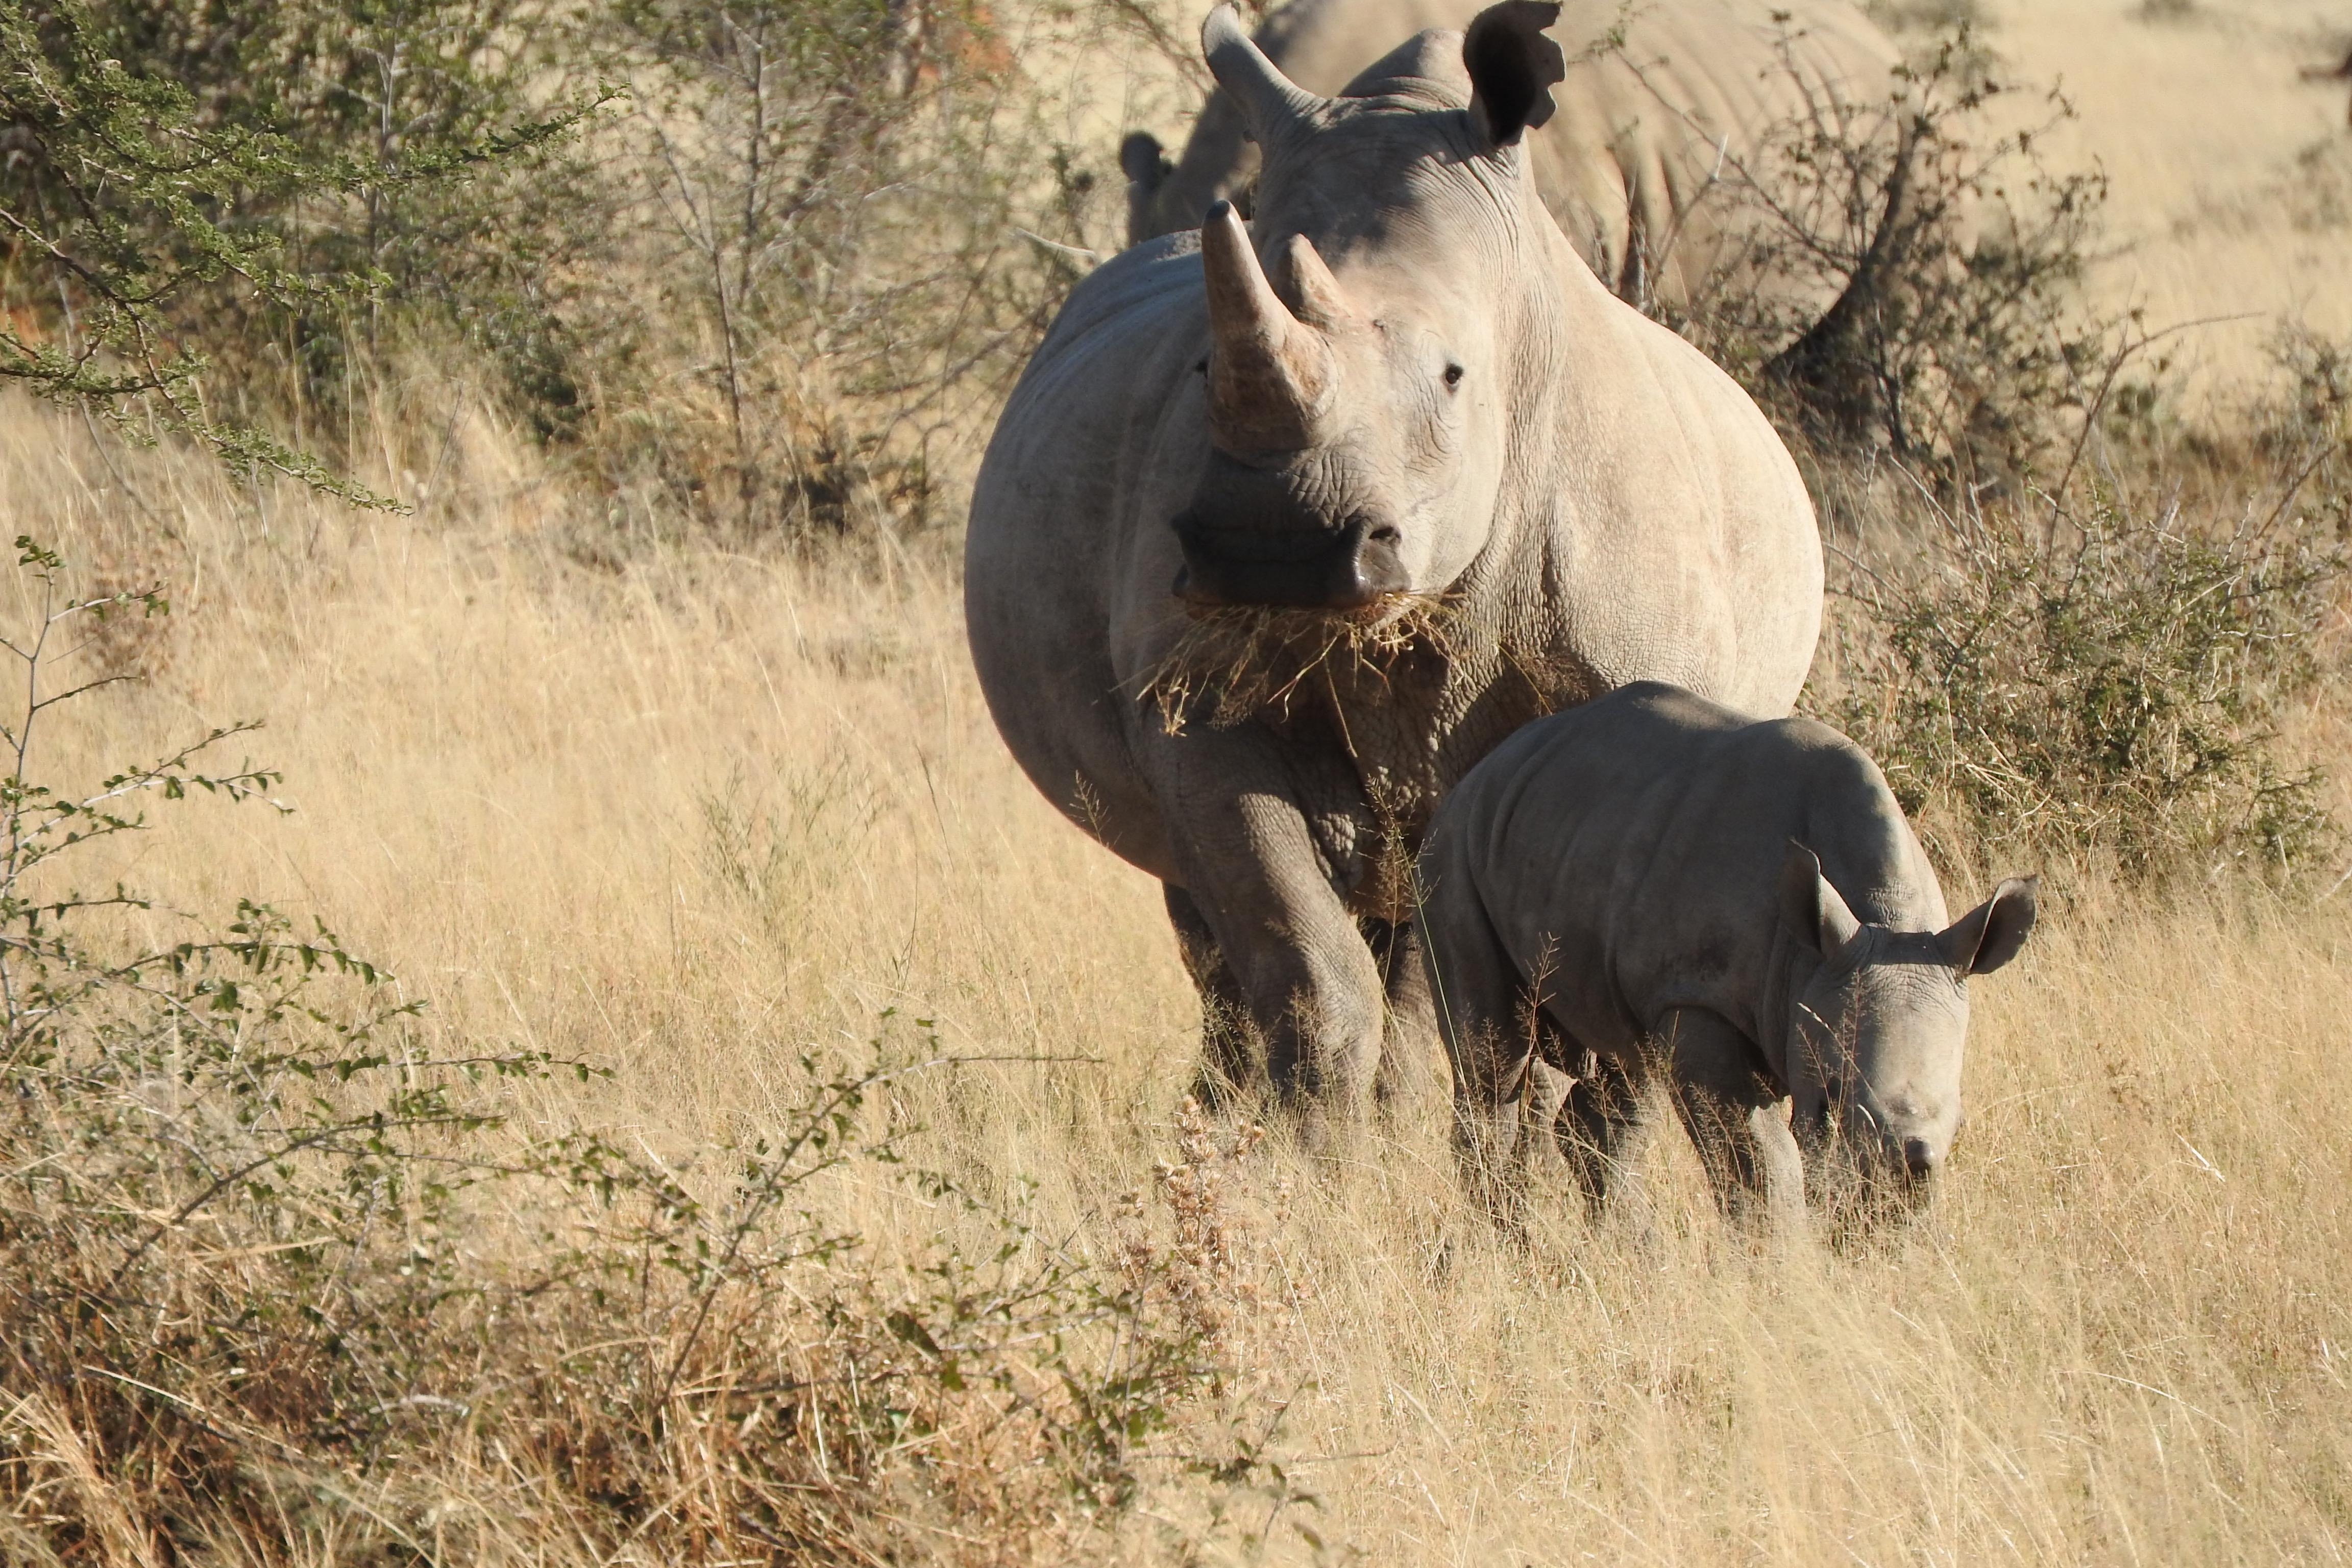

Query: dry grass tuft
1135,594,1454,734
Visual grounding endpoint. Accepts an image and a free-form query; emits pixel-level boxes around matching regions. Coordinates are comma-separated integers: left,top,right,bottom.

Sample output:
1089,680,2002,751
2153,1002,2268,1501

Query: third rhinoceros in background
1121,0,1907,356
1416,682,2037,1228
966,3,1823,1141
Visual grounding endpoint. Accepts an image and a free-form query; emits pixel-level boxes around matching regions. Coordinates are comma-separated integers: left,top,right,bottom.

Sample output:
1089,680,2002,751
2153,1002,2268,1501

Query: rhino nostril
1902,1138,1937,1177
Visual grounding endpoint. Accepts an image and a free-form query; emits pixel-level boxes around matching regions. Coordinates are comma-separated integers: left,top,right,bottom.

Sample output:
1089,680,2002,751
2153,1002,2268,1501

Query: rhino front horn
1200,201,1340,456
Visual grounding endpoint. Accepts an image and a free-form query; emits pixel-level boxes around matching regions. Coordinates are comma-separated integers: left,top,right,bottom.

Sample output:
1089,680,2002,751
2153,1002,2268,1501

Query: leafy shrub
0,0,1129,544
2245,327,2352,539
82,0,612,431
1708,27,2350,884
1826,492,2345,880
1668,24,2116,483
561,0,1108,540
0,540,1217,1562
0,0,600,499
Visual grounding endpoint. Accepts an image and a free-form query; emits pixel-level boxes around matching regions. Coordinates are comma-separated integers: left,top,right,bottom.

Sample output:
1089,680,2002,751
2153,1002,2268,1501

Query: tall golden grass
7,342,2350,1559
6,1,2352,1558
1988,0,2352,398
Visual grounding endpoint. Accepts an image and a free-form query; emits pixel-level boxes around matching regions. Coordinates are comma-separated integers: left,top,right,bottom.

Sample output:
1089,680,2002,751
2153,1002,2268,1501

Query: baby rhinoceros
1416,682,2036,1229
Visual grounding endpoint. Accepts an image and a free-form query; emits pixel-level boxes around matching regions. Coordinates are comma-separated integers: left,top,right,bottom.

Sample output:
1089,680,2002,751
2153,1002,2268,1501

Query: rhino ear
1464,0,1565,151
1119,131,1169,189
1120,131,1173,244
1939,876,2039,976
1780,841,1863,961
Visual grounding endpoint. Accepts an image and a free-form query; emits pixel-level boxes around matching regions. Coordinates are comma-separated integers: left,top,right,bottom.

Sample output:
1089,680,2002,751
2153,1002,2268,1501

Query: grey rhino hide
965,5,1822,1137
1126,0,1905,355
1417,682,2036,1224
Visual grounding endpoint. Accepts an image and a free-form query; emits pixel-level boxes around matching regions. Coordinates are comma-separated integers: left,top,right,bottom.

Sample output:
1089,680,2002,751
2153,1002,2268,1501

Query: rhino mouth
1170,511,1408,610
1133,587,1450,736
1797,1092,1946,1221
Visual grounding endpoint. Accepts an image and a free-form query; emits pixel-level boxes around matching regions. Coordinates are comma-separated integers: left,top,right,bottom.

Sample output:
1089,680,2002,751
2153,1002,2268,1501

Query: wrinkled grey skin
1124,0,1904,353
1417,682,2036,1226
966,4,1822,1140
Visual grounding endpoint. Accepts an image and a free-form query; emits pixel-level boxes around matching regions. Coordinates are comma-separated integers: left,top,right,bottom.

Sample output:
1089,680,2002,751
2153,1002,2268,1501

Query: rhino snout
1171,511,1410,609
1837,1087,1954,1190
1876,1131,1946,1190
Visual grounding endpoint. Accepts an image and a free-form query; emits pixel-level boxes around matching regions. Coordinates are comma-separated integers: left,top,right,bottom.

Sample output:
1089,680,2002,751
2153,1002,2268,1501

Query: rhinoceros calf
1416,682,2036,1226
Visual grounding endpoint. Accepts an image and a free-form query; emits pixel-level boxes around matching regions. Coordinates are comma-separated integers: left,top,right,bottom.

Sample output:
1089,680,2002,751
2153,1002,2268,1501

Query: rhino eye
1442,363,1465,390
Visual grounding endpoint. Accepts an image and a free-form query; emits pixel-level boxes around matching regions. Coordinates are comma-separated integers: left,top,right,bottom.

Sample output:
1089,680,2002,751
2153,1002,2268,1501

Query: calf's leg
1365,915,1443,1112
1556,1046,1657,1217
1416,860,1536,1228
1658,1007,1805,1233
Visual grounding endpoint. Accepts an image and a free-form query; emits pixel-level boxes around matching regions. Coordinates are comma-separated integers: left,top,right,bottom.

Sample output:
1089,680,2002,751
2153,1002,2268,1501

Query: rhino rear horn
1201,201,1340,454
1277,232,1357,331
1202,5,1321,145
1464,0,1565,150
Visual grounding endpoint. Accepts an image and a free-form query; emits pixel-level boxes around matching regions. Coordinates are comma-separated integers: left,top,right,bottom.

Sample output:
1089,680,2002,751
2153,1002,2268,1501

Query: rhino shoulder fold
1613,680,1748,732
1763,717,1899,805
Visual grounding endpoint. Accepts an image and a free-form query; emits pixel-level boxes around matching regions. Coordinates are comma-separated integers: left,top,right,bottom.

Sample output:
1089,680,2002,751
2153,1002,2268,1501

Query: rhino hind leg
1658,1007,1805,1234
1165,883,1257,1109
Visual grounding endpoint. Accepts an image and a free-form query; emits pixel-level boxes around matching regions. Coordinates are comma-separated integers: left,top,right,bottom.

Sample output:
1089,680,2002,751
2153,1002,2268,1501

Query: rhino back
1424,683,1937,1052
1536,296,1822,716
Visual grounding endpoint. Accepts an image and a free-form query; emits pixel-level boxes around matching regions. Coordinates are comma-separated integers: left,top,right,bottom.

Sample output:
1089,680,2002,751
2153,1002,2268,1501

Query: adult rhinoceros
966,1,1823,1136
1122,0,1904,354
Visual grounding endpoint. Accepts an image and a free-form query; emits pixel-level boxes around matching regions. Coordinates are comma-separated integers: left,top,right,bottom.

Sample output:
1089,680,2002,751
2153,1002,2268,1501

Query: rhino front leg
1164,883,1257,1107
1659,1008,1805,1233
1151,733,1386,1136
1557,1048,1658,1218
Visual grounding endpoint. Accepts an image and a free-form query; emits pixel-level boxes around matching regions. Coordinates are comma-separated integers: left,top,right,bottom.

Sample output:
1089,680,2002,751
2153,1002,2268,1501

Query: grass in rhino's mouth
1135,593,1454,734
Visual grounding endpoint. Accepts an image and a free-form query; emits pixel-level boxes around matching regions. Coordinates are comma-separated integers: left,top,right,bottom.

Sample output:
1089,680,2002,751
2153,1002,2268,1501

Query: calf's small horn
1201,201,1338,454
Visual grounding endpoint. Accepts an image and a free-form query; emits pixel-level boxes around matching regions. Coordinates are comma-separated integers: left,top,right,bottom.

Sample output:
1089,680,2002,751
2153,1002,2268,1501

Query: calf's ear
1779,841,1864,960
1465,0,1565,150
1939,876,2039,975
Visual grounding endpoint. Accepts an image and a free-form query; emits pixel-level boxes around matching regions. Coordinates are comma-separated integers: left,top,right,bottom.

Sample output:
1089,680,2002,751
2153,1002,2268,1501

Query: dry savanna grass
8,354,2351,1562
1987,0,2352,398
5,1,2352,1561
